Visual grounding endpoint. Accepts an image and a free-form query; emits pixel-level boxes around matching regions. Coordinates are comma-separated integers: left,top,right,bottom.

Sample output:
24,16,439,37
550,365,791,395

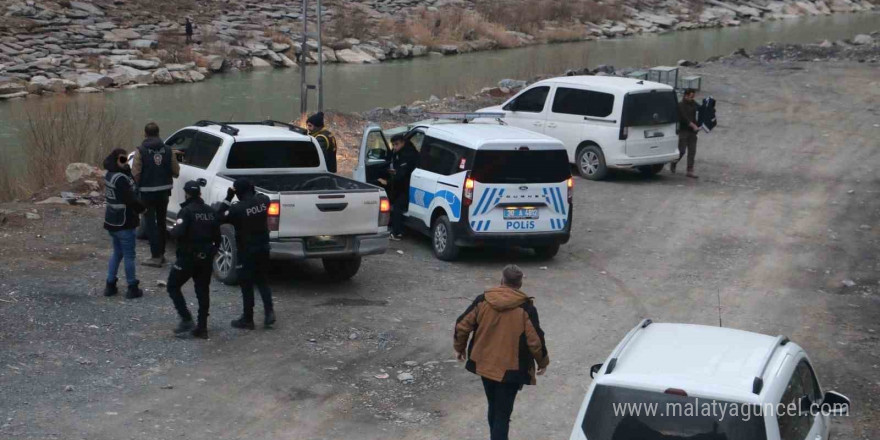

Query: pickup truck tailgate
278,191,380,237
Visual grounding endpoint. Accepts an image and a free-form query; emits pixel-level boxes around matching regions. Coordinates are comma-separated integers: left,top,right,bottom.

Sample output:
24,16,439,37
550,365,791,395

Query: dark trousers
237,249,273,321
677,131,698,171
167,256,212,328
391,194,408,236
141,194,168,258
482,377,521,440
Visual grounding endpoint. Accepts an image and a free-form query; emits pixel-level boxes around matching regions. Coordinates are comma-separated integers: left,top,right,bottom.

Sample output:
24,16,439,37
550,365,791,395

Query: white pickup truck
146,120,390,283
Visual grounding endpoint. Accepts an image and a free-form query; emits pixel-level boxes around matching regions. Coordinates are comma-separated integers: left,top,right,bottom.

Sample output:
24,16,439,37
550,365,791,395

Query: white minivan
480,76,680,180
355,114,573,261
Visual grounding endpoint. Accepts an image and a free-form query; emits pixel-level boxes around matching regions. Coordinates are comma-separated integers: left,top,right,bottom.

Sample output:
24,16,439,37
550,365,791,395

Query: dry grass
403,7,519,48
0,96,132,201
475,0,625,34
327,3,373,40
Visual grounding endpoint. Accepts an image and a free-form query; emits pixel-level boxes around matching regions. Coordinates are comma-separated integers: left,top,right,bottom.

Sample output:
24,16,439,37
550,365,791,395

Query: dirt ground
1,60,878,440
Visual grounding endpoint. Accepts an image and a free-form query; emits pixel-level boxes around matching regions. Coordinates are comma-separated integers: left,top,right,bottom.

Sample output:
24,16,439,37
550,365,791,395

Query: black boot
231,316,255,330
191,327,208,339
104,280,118,297
174,318,194,334
670,161,677,174
126,282,143,299
264,310,276,328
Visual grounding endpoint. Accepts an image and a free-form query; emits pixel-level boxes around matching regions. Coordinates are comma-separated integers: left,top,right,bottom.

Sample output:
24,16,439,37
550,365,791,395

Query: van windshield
470,149,570,184
623,91,678,127
226,141,320,169
581,385,767,440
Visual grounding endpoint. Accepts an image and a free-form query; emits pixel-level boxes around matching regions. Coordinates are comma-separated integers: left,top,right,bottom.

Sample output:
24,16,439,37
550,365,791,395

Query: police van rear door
468,145,571,234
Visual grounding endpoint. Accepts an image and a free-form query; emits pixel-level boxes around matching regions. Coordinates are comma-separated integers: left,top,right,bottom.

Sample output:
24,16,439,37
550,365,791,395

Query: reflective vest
104,171,135,228
138,138,173,193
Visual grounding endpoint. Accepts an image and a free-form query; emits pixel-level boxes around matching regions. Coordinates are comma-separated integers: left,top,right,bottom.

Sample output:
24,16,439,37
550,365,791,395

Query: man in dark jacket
184,18,193,45
216,178,275,330
454,265,549,440
673,89,700,178
306,112,338,173
132,122,179,267
167,180,220,339
379,134,419,240
103,148,146,299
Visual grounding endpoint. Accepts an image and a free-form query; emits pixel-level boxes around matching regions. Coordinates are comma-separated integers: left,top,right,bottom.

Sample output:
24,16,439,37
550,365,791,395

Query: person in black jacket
673,89,700,178
184,18,193,45
132,122,179,268
379,134,419,240
216,178,275,330
103,148,146,299
166,180,220,339
306,112,338,173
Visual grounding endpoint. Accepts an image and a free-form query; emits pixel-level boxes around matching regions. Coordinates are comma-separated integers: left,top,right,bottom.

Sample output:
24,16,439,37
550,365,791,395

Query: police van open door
354,125,391,186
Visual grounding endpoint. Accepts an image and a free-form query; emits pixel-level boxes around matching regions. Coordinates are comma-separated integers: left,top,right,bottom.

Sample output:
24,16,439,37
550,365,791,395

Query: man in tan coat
454,265,549,440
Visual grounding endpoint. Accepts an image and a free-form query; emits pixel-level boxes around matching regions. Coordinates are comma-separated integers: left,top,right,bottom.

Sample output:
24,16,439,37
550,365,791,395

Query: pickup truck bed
219,173,376,193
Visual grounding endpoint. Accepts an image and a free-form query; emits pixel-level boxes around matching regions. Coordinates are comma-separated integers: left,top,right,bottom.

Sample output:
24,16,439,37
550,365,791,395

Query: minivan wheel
637,164,665,176
323,256,362,281
533,243,560,260
577,145,608,180
213,224,239,285
431,215,460,261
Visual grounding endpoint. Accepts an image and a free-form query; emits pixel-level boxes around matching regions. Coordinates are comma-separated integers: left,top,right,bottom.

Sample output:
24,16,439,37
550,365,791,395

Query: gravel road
0,60,878,440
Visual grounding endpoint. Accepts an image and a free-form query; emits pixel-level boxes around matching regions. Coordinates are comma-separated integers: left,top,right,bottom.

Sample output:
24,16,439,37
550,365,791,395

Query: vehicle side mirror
821,391,850,416
590,363,602,378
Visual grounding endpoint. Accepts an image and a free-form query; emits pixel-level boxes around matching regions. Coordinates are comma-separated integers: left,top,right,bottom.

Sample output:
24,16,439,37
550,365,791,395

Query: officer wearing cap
216,178,275,330
306,112,338,173
166,180,220,339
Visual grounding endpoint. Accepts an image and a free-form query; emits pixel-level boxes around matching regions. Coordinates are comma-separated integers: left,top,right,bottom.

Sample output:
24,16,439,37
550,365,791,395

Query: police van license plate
503,208,539,220
306,236,345,250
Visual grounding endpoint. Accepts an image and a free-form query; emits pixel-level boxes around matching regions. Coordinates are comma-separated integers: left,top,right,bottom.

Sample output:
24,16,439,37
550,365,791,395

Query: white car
355,113,572,260
570,320,850,440
137,120,390,282
480,76,681,180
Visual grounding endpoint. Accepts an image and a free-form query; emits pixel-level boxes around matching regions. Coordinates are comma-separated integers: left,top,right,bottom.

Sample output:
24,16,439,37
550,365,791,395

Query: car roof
195,123,313,142
419,122,567,151
536,75,673,93
596,323,795,403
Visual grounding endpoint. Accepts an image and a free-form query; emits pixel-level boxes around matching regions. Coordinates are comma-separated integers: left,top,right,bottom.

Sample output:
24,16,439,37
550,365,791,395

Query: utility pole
299,0,309,116
317,0,324,112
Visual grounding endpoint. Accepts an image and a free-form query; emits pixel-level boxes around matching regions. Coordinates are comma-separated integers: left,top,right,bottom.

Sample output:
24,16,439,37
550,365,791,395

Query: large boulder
852,34,874,45
151,68,173,84
129,39,158,49
65,163,101,183
188,70,206,82
47,78,79,93
202,55,226,72
120,59,160,69
251,57,272,68
106,66,150,86
438,45,459,55
108,28,141,41
76,72,113,88
335,48,378,64
69,1,105,17
279,54,297,68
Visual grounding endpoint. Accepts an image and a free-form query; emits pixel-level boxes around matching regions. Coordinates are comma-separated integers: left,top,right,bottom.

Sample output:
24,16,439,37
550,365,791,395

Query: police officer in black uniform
216,178,275,330
132,122,179,267
167,180,220,339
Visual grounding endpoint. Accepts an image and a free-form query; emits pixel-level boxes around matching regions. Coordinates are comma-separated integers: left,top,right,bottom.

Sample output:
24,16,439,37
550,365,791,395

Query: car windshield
470,149,570,184
582,385,767,440
623,90,678,127
226,141,320,169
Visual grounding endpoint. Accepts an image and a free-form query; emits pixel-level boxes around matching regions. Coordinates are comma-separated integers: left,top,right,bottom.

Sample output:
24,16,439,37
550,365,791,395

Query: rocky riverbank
0,0,876,100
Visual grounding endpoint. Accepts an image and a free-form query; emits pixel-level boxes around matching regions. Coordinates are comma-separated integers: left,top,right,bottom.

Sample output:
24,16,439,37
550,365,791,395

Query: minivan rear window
470,149,570,184
226,141,320,169
623,90,678,127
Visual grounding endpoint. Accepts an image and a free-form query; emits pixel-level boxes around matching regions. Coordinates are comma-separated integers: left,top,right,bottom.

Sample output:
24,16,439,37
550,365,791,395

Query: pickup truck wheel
431,215,460,261
533,243,560,260
577,145,608,181
213,225,239,285
322,257,362,281
637,164,665,176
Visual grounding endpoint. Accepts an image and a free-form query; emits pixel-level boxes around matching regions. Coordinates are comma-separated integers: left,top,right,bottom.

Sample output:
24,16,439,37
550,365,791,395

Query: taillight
566,177,573,204
664,388,688,397
378,196,390,227
267,201,280,231
463,178,475,206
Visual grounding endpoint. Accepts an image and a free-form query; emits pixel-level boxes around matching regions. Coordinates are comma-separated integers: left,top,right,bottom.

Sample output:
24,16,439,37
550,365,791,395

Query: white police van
355,113,573,261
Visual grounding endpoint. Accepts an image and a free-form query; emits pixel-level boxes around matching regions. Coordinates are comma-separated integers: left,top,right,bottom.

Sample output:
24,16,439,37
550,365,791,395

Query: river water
0,12,877,169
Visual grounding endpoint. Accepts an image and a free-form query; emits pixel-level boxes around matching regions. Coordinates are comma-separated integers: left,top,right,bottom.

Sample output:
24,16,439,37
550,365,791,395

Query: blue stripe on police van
549,187,560,214
554,187,566,216
476,220,483,231
551,219,556,229
485,220,490,230
473,187,491,215
481,188,498,215
494,189,505,206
